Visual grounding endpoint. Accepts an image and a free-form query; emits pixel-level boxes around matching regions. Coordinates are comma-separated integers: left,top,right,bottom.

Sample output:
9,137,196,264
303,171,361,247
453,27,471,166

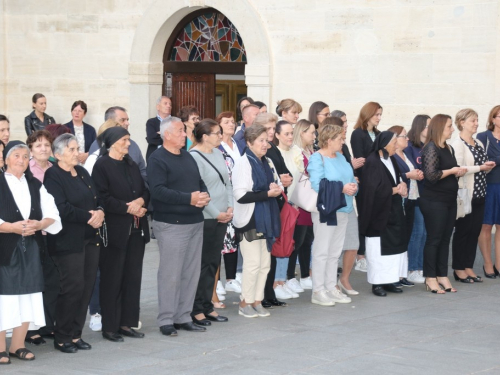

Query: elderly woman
64,101,96,165
24,93,56,135
44,134,104,353
24,131,60,346
189,119,233,325
357,132,408,297
0,141,61,364
218,111,242,161
307,124,358,305
451,109,495,283
91,127,150,342
233,124,283,318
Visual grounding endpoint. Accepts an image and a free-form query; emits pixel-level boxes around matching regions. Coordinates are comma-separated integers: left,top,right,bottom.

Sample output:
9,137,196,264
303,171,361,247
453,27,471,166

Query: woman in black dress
0,141,61,364
44,134,105,353
91,127,150,342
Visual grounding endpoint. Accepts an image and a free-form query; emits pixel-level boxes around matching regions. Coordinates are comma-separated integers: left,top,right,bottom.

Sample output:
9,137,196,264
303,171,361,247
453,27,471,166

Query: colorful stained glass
169,12,247,63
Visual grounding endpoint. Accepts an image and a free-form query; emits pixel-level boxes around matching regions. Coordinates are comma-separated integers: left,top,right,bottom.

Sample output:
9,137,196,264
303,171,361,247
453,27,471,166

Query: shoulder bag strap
191,150,225,186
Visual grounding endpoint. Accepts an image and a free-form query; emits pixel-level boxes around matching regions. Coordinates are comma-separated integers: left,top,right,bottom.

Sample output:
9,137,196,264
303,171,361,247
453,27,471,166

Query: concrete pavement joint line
471,365,500,374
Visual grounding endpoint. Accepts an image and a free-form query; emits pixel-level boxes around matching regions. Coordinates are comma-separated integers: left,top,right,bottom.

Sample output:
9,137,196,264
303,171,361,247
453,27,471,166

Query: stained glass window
169,12,247,63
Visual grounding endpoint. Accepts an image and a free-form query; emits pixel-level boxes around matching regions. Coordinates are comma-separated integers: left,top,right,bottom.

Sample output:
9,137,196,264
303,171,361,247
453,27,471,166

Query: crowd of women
1,92,499,364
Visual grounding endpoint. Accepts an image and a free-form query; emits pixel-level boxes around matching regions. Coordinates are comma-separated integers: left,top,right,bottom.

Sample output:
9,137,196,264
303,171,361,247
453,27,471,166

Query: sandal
9,348,35,361
212,301,226,309
0,351,10,365
25,334,46,346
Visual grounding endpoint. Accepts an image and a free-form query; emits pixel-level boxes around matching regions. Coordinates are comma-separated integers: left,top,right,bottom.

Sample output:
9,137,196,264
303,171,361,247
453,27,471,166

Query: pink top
29,158,52,183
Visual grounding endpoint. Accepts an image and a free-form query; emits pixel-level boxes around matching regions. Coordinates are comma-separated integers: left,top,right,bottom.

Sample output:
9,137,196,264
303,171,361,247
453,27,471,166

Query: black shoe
261,300,273,309
267,298,287,307
173,322,206,332
73,338,92,350
192,317,211,326
453,271,474,283
206,314,228,322
399,278,415,287
467,275,483,283
159,325,177,336
102,331,124,342
372,285,387,297
118,328,145,338
382,284,403,293
483,266,496,279
393,281,403,288
495,265,500,276
54,341,78,354
25,335,46,346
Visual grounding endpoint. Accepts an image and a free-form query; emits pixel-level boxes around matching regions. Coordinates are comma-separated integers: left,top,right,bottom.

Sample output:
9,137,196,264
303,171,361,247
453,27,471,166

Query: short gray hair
156,96,171,105
104,106,127,121
331,110,346,118
159,116,183,140
5,144,29,161
53,133,77,157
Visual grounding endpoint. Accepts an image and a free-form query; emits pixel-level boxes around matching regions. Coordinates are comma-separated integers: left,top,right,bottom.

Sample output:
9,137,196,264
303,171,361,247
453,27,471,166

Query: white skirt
365,237,408,285
0,292,45,332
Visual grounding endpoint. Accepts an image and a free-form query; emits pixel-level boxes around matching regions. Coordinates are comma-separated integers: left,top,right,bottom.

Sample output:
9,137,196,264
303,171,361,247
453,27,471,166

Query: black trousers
192,220,227,316
223,250,238,280
405,199,416,246
452,198,485,270
264,255,277,300
52,242,100,343
287,225,313,279
355,195,366,256
100,231,146,333
420,198,457,278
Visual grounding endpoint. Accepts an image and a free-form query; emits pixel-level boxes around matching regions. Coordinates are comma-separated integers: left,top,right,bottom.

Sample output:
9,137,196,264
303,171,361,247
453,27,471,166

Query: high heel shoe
467,275,483,283
483,266,496,279
425,281,444,294
437,277,457,293
494,265,500,277
453,271,474,284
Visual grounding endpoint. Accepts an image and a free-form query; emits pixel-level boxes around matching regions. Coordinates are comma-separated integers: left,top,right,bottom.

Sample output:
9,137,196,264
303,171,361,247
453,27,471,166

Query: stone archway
128,0,272,152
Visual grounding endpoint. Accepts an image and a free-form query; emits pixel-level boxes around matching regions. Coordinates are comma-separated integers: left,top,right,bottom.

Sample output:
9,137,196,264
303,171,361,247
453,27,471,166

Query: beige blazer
450,136,484,201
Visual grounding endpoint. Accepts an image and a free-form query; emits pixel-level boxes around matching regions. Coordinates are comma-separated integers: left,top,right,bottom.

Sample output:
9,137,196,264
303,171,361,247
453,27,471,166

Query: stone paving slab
3,240,500,374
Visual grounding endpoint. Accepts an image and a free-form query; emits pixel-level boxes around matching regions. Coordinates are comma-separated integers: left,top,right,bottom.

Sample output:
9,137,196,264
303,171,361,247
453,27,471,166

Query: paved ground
4,239,500,375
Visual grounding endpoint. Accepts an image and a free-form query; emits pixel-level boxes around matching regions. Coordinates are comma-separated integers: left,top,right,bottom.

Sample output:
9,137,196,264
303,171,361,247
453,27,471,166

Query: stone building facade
1,0,498,150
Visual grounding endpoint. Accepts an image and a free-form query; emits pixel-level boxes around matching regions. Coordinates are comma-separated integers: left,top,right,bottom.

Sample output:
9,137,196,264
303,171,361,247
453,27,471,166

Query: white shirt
381,157,397,183
0,173,62,234
278,144,304,199
220,138,241,162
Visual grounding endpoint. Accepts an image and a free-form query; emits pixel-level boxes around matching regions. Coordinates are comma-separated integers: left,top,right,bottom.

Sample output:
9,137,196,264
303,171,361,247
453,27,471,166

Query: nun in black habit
357,132,408,297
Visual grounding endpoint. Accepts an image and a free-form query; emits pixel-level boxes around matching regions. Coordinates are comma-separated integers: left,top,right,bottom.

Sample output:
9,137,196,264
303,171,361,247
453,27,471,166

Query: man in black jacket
145,96,172,161
147,116,210,336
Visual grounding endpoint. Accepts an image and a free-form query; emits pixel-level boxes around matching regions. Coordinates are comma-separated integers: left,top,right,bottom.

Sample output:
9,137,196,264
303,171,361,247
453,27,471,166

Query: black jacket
350,128,380,177
65,121,97,153
92,155,150,249
146,117,161,161
24,111,56,135
44,162,103,254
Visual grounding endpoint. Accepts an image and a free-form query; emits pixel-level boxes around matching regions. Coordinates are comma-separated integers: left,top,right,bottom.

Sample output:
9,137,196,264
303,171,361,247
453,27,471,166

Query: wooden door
170,73,215,119
215,80,247,117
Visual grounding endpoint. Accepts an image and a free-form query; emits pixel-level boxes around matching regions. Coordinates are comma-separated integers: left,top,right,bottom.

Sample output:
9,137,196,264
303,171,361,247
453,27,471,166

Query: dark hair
273,120,292,145
177,106,200,122
254,101,266,109
486,105,500,131
26,130,53,149
353,102,383,131
244,124,267,144
387,125,405,136
215,111,234,124
308,101,329,127
0,114,9,124
192,118,219,147
44,124,71,140
424,114,452,147
407,114,431,148
32,93,45,104
71,100,88,114
237,96,254,119
104,106,127,121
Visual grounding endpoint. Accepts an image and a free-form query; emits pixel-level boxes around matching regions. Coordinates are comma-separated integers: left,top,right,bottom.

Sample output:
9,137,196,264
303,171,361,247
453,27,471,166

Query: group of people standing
0,93,499,365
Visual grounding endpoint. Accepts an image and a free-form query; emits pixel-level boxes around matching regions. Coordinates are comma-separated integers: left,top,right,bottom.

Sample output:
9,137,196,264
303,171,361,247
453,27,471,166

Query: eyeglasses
318,112,331,117
210,131,222,136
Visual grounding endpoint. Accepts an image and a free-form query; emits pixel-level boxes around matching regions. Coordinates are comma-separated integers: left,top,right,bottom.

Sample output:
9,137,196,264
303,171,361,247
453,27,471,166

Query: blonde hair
318,124,343,149
276,99,302,116
455,108,478,131
293,119,314,154
253,112,278,127
97,119,120,136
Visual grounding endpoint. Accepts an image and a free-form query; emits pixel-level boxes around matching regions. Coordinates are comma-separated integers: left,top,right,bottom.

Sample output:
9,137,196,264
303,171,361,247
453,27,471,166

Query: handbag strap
191,150,225,186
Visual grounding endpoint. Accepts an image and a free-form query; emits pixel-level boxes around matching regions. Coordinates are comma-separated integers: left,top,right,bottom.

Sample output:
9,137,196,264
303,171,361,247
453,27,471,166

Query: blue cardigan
477,130,500,184
65,121,97,153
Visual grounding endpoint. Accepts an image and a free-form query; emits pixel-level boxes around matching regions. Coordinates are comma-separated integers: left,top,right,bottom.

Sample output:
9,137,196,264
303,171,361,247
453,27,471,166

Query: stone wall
1,0,498,149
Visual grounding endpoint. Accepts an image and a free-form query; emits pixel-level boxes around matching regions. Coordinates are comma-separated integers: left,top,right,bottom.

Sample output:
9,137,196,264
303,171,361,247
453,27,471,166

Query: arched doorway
163,9,248,119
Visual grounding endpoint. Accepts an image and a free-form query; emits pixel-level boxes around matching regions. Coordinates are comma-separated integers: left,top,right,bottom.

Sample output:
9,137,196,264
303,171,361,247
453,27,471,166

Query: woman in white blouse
0,141,61,364
217,112,243,159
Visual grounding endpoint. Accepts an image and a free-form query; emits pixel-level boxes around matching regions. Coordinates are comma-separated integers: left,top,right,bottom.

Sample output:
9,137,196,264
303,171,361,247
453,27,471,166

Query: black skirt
380,194,407,256
0,236,44,295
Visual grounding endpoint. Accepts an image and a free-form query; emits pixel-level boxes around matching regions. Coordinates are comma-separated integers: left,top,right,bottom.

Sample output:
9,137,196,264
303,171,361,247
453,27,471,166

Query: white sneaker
274,284,292,299
300,277,313,289
89,313,102,332
216,280,226,295
311,290,335,306
286,278,304,293
355,258,368,272
283,283,299,298
327,288,352,304
235,272,242,284
407,270,425,284
225,280,242,293
217,293,226,301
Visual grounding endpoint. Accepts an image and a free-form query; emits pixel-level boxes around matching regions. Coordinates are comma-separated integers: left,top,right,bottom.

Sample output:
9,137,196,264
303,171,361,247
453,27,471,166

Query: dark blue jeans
88,268,101,315
408,203,426,271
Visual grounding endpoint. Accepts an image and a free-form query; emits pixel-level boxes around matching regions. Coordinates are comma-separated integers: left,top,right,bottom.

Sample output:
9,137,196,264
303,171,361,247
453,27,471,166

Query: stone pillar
245,63,272,109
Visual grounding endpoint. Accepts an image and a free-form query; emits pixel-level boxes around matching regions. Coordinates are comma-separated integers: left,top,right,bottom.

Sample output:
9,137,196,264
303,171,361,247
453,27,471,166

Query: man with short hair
234,104,260,154
147,117,210,337
146,96,172,161
0,114,10,145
